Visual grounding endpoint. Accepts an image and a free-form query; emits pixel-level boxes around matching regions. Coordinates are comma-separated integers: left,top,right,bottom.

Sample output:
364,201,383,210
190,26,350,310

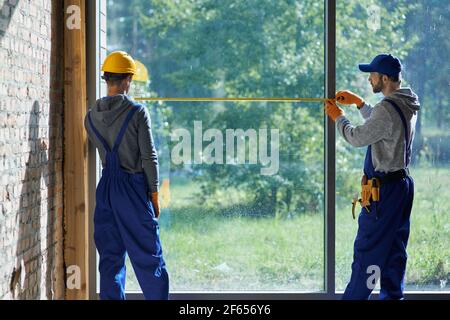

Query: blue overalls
343,99,414,300
88,105,169,300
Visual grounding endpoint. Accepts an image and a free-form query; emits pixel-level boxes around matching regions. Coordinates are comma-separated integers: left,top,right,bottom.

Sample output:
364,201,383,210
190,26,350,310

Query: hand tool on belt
350,168,409,219
352,175,380,219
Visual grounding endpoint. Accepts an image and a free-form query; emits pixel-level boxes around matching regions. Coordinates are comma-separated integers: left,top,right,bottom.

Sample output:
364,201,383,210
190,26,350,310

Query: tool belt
378,168,409,184
351,169,410,219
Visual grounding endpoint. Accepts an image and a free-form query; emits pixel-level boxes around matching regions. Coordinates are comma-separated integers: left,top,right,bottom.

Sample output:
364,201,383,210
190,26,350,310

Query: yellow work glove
336,90,365,108
150,192,160,218
325,99,344,122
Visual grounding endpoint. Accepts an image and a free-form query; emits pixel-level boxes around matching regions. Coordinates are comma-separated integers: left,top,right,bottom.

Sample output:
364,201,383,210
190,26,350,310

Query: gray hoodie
84,94,159,193
336,87,420,173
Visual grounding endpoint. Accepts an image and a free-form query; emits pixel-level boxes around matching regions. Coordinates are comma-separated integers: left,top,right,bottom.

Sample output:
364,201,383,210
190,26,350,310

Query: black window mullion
324,0,336,297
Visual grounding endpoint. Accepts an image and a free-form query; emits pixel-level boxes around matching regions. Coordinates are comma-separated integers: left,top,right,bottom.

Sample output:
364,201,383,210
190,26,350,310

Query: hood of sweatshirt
384,87,421,116
90,94,135,126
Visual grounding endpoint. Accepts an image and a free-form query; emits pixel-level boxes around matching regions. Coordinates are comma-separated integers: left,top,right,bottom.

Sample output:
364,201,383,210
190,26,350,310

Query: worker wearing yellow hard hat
102,51,137,74
101,52,150,82
85,51,169,300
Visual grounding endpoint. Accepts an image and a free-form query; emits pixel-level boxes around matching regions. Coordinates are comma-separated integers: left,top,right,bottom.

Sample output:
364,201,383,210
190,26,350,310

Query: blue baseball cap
358,54,402,77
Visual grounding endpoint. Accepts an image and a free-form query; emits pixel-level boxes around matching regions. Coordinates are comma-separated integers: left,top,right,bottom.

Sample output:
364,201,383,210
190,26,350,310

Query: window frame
86,0,450,300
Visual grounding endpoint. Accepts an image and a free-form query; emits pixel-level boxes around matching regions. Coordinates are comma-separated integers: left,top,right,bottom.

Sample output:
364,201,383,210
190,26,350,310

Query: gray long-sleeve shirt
336,88,420,173
84,94,159,193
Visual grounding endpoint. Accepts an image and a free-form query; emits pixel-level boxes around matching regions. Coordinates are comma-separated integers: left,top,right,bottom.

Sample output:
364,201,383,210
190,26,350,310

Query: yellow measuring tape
134,97,330,102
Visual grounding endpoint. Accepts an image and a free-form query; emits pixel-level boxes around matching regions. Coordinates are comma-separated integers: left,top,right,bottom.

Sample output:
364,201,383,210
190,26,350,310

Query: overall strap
88,111,111,152
384,98,411,167
112,106,139,152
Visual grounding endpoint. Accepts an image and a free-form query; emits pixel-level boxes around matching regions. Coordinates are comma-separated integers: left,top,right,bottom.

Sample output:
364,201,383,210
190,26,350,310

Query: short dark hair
388,74,401,82
379,72,401,83
102,72,132,86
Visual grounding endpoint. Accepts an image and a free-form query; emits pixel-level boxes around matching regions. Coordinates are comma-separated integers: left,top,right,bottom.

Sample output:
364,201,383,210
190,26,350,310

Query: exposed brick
0,0,64,300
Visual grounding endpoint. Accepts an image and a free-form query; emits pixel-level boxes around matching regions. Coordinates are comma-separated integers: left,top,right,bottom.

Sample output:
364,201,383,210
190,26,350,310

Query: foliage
107,0,449,216
107,0,450,289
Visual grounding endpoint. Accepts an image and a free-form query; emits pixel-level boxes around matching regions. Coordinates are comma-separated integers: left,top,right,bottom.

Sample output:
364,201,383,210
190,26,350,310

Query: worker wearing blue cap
325,54,420,299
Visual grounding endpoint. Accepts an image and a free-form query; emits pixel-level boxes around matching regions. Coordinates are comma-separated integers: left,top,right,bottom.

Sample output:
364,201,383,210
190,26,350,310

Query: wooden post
63,0,89,300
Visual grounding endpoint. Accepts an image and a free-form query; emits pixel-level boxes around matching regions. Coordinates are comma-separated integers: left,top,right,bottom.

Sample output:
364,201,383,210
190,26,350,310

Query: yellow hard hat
102,51,137,75
133,60,150,82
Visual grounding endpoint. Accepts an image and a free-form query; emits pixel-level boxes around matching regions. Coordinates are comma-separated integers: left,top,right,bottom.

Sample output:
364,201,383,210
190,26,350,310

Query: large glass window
336,0,449,292
100,0,449,296
106,0,325,292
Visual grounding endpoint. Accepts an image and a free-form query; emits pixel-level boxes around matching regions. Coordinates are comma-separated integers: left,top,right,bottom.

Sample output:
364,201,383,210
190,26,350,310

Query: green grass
404,166,450,289
159,211,323,291
124,166,450,292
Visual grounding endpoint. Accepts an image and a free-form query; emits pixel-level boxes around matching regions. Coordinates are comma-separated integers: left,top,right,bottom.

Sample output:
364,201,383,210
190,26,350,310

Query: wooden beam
63,0,89,300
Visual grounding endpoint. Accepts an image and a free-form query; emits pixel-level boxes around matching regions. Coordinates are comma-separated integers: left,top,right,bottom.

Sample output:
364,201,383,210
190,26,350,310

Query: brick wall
0,0,65,299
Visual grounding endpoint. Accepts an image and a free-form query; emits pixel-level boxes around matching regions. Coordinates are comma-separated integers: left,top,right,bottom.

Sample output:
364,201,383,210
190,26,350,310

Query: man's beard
372,80,384,93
